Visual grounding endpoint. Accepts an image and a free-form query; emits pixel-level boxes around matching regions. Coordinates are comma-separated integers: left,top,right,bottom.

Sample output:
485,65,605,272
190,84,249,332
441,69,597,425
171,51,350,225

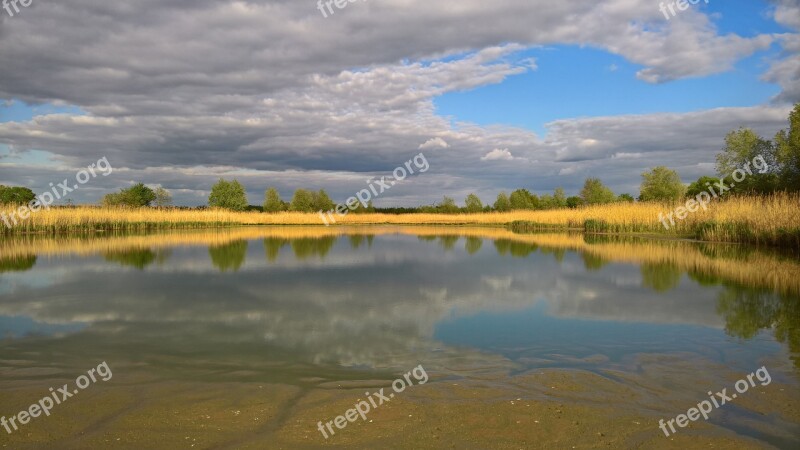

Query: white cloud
481,148,515,161
419,137,450,150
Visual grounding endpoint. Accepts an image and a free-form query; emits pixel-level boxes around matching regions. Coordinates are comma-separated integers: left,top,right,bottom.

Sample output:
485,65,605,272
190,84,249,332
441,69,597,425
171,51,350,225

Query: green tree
0,186,36,205
539,194,555,209
437,196,459,214
566,196,583,209
493,192,511,212
103,183,156,207
352,200,375,214
509,189,538,210
617,193,635,203
717,128,778,194
580,178,615,205
313,189,335,211
263,187,285,213
290,189,315,212
639,166,686,202
774,103,800,191
686,176,718,198
553,187,567,208
465,193,483,213
208,179,248,211
154,187,172,207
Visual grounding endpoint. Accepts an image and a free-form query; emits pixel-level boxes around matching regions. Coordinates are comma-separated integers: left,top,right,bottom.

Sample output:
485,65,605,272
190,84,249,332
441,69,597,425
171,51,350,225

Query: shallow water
0,227,798,448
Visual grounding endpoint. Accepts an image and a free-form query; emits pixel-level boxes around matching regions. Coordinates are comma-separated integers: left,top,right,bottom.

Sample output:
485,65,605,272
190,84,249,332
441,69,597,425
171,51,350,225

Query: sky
0,0,798,207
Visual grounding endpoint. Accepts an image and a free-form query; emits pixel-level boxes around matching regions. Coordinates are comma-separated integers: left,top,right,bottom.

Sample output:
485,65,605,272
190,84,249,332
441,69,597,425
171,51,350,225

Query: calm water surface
0,227,798,448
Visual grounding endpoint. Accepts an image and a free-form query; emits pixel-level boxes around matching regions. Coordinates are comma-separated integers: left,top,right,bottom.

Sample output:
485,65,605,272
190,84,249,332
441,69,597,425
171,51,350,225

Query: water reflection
209,240,248,272
104,247,171,270
717,285,800,369
0,254,36,273
640,262,682,292
0,227,797,380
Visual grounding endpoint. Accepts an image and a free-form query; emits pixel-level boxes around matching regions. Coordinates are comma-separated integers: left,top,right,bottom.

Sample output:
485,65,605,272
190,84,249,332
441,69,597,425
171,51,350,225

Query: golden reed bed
1,194,799,246
1,225,799,296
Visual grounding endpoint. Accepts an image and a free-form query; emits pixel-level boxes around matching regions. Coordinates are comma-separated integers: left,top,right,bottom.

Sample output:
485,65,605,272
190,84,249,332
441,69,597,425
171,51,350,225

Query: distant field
1,194,799,247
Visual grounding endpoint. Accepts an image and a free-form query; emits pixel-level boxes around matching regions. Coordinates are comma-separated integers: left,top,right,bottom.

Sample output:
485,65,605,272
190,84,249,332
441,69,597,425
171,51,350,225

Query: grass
1,193,799,247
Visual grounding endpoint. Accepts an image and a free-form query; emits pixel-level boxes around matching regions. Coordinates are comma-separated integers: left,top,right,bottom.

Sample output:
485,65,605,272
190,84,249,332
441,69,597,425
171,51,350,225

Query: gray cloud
0,0,796,205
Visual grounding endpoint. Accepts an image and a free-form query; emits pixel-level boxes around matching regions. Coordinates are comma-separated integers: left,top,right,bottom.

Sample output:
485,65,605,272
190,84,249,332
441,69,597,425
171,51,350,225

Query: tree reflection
580,252,607,271
264,238,287,262
494,239,538,258
465,237,483,255
641,262,682,293
291,237,336,260
439,236,459,251
349,235,366,249
717,286,800,370
104,248,170,270
209,240,248,272
0,254,37,273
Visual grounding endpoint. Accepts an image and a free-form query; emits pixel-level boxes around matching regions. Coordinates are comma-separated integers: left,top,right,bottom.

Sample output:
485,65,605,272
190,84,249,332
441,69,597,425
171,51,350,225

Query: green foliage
580,178,615,205
566,196,583,209
508,221,568,233
437,196,459,214
352,200,375,214
774,103,800,191
103,183,157,207
0,185,36,205
583,219,610,232
493,192,511,212
290,189,315,212
553,187,568,208
617,193,635,203
314,189,335,211
289,189,335,212
509,189,538,210
263,187,285,213
639,166,685,201
686,176,719,198
465,193,483,213
208,179,248,211
717,128,779,194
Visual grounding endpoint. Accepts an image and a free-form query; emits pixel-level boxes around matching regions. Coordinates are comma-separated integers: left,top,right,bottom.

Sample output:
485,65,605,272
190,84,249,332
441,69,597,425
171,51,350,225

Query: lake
1,226,798,449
